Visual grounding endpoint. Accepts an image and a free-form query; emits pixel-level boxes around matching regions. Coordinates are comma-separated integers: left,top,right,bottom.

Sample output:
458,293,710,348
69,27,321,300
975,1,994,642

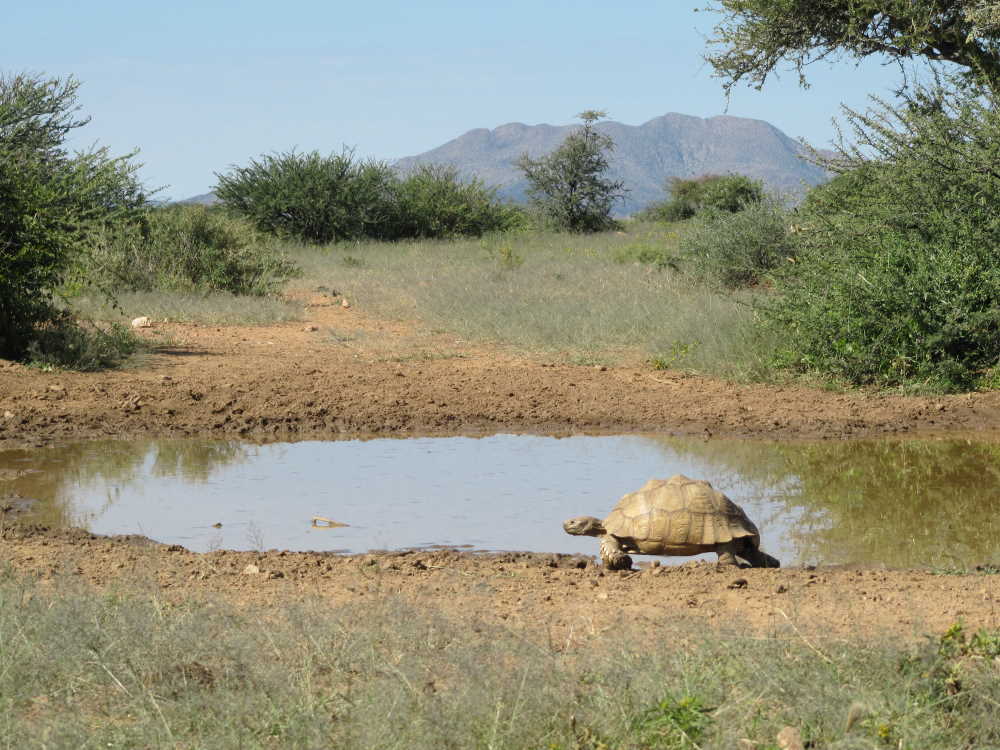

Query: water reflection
1,435,998,567
651,436,1000,568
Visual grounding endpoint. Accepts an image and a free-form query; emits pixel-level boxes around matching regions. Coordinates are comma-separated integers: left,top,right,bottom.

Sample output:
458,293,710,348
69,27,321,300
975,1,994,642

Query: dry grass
285,223,776,377
63,223,776,378
1,569,997,749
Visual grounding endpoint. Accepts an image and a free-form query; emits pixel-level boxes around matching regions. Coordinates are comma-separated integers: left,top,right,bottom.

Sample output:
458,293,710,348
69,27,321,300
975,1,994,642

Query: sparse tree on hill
517,110,626,233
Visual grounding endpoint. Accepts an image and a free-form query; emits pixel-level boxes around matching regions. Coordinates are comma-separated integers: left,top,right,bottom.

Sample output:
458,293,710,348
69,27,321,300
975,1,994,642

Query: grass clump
20,316,141,371
1,572,998,748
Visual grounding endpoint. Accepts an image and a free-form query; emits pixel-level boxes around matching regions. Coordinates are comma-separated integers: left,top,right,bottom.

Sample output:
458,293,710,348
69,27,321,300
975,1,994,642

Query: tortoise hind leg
738,539,780,568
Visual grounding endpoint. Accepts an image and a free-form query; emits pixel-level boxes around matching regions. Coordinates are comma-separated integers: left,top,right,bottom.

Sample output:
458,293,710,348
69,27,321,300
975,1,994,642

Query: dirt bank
3,525,997,643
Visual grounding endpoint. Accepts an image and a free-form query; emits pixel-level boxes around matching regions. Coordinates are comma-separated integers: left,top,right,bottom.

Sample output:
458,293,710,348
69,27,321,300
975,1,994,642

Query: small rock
47,384,65,393
266,570,284,580
341,298,351,308
2,411,13,420
303,324,319,332
775,584,788,594
728,578,749,589
131,316,152,329
776,726,804,750
242,564,260,575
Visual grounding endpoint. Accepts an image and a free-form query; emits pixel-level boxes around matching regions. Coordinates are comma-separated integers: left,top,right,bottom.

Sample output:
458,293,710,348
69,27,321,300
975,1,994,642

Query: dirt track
2,293,1000,451
2,295,999,640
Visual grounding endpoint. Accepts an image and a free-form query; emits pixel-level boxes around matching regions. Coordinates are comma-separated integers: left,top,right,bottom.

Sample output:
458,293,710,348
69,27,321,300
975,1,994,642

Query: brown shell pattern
603,474,759,546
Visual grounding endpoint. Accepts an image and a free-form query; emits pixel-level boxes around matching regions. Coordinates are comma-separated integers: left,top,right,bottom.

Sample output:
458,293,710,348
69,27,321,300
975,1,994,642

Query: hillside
395,113,829,215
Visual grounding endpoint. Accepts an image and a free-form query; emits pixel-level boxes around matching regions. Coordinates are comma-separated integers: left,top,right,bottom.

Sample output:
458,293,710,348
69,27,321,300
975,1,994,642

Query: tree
0,72,147,360
705,1,1000,93
517,110,626,232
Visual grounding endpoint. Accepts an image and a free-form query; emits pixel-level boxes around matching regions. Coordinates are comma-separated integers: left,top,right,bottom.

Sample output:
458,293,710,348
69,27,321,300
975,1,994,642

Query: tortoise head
562,516,605,537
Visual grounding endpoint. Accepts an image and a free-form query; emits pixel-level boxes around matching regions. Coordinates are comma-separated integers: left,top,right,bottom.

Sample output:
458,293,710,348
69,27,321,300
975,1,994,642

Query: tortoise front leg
600,535,633,571
715,541,741,567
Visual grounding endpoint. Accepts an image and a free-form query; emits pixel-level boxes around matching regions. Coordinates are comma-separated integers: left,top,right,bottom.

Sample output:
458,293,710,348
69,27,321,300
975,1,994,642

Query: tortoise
563,474,780,570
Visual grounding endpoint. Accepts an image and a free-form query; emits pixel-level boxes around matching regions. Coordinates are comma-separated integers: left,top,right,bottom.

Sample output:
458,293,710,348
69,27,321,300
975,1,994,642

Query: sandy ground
2,294,999,641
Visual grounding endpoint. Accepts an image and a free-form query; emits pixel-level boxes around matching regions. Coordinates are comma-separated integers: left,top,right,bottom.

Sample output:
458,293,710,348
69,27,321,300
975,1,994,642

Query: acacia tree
705,1,1000,93
517,110,626,233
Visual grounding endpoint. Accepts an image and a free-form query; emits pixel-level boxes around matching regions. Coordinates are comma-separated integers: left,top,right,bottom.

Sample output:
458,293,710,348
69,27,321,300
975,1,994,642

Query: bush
88,204,300,296
0,72,147,361
392,164,523,238
639,174,765,222
763,81,1000,391
680,199,792,288
216,151,520,243
215,149,398,244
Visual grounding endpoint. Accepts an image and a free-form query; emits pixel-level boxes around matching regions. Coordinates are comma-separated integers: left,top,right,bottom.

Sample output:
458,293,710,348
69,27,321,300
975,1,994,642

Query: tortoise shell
602,474,761,556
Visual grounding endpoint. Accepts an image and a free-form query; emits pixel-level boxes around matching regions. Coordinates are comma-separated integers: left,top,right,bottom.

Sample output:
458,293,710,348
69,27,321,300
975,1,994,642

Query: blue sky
8,1,905,200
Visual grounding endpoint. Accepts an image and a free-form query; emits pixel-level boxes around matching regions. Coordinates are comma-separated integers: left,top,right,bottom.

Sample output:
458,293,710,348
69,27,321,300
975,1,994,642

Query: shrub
0,72,147,361
88,204,300,296
216,150,520,243
680,199,792,288
214,149,398,244
763,81,1000,391
639,173,764,222
24,316,140,371
392,164,523,238
517,110,626,232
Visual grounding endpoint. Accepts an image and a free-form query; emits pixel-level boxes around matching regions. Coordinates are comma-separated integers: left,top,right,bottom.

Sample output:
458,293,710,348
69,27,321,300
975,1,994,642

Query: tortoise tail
740,540,780,568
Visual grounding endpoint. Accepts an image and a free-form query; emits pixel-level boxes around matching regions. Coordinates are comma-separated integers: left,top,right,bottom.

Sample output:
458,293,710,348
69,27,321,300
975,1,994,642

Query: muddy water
2,435,998,568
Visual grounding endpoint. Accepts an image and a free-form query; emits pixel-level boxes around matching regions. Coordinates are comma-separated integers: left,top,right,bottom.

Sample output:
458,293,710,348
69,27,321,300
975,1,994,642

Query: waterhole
2,434,999,568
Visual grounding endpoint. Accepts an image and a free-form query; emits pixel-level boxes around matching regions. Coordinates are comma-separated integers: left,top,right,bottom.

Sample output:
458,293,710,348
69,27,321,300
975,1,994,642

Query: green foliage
393,164,523,238
517,110,626,233
680,198,791,288
216,151,519,245
88,204,300,296
763,82,1000,390
0,72,147,361
901,623,1000,718
631,695,712,749
214,148,397,244
640,173,765,222
705,0,1000,94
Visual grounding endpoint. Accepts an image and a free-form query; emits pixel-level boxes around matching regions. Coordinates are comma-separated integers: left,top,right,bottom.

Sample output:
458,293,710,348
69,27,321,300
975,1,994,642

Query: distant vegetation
214,149,521,244
637,173,764,223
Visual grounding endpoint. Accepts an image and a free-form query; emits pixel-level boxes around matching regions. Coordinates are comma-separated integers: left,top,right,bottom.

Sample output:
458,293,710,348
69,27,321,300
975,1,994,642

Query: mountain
395,113,829,215
175,192,219,206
